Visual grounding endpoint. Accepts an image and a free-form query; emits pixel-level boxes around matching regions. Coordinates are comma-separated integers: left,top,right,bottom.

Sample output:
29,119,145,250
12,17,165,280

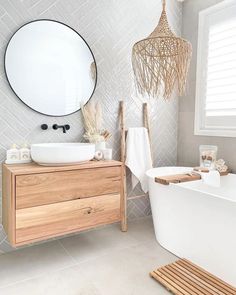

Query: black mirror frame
4,19,98,117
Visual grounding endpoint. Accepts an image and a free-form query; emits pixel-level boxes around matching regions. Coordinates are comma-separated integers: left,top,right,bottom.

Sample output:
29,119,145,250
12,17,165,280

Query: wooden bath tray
155,173,201,185
155,171,229,185
150,259,236,295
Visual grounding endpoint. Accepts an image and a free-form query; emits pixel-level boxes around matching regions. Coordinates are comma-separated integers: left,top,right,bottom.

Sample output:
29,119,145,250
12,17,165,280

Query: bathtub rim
146,166,236,203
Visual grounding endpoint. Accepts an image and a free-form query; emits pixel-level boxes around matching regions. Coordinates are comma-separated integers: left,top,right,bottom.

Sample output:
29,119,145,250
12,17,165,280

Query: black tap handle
41,124,48,130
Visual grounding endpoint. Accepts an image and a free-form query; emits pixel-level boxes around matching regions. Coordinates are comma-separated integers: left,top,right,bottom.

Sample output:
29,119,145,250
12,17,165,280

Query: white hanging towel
125,127,153,193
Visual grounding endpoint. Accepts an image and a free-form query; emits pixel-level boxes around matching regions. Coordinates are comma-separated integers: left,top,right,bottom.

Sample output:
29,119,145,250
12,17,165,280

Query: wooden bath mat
150,259,236,295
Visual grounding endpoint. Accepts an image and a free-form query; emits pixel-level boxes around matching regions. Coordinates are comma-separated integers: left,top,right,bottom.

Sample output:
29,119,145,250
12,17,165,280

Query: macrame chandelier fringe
132,0,192,99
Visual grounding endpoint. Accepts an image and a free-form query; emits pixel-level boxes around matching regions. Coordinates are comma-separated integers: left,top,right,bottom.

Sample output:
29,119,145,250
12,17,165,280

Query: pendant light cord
162,0,166,10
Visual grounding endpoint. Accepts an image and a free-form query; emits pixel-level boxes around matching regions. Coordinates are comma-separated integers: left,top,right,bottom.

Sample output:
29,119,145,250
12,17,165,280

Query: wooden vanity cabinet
2,160,127,247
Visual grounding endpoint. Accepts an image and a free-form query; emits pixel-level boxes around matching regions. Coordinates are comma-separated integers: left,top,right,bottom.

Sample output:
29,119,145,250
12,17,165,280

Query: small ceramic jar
199,145,218,170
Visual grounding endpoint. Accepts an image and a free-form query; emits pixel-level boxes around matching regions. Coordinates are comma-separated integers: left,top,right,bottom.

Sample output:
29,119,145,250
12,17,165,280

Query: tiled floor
0,217,178,295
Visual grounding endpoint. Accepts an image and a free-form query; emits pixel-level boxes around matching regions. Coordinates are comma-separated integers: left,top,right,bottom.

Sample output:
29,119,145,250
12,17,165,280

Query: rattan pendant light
132,0,192,99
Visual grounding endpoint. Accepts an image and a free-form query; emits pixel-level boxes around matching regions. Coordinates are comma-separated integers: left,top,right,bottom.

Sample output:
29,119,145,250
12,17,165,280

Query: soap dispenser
20,144,31,161
6,144,20,161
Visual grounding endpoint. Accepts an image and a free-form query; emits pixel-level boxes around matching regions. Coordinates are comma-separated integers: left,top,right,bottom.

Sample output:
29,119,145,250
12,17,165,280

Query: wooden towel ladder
119,101,152,232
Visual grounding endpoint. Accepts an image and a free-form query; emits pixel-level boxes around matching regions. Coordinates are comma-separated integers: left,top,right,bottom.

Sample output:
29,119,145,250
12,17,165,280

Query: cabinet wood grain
2,161,127,247
16,194,120,244
2,165,15,245
4,160,122,175
16,166,121,209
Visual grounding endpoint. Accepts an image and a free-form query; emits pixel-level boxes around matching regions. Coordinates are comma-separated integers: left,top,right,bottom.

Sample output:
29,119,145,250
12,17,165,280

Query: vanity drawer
15,193,120,244
16,166,121,209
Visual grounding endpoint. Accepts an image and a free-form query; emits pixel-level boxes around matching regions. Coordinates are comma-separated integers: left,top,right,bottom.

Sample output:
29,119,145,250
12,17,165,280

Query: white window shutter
195,0,236,137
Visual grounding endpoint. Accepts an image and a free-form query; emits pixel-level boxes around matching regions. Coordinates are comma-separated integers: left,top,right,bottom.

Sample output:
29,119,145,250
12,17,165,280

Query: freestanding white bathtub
147,167,236,286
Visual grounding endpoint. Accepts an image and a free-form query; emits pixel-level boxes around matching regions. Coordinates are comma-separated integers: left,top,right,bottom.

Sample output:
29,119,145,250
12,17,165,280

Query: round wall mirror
5,20,97,116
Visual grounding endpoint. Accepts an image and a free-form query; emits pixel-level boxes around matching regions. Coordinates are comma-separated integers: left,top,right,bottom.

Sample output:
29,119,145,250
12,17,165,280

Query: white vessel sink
31,143,95,166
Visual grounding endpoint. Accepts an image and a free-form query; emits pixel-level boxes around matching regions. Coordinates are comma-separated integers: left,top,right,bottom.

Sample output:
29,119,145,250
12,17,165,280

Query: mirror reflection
5,20,97,116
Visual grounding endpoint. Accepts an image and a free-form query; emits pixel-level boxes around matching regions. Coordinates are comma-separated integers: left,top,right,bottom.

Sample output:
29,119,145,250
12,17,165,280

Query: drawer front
16,194,120,244
16,166,121,209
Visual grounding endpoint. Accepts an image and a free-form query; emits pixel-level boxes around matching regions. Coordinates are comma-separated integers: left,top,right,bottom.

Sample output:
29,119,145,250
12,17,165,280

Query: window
195,0,236,137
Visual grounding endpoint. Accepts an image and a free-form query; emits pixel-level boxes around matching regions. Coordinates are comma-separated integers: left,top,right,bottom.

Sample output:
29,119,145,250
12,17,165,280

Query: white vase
102,148,112,160
95,141,106,151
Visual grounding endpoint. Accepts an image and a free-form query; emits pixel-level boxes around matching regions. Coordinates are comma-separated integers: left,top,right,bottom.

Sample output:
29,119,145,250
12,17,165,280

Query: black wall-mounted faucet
52,124,70,133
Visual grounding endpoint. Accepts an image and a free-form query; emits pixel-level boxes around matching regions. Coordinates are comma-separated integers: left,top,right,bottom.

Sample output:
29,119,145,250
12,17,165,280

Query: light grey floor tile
78,239,177,295
0,240,75,288
0,265,101,295
127,216,156,243
1,240,176,295
0,218,178,295
59,223,139,263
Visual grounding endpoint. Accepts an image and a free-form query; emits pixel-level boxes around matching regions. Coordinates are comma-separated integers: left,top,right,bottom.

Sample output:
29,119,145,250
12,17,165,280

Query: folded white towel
125,127,153,193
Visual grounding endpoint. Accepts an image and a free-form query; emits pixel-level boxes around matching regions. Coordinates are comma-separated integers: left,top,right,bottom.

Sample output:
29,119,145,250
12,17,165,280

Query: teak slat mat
150,259,236,295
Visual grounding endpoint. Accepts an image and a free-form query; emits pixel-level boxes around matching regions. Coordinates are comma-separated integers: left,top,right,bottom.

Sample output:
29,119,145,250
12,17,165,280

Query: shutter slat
206,110,236,116
210,21,236,35
206,98,236,103
208,64,236,74
208,47,236,58
209,38,236,49
209,25,236,41
208,57,236,68
203,9,236,118
206,102,236,110
208,58,236,67
207,74,236,82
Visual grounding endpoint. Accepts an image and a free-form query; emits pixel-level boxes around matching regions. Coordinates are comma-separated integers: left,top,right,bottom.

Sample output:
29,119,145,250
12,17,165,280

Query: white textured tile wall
0,0,182,253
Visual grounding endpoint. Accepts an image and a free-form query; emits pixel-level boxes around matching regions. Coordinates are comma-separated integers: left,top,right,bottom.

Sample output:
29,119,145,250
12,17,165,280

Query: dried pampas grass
81,102,111,143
